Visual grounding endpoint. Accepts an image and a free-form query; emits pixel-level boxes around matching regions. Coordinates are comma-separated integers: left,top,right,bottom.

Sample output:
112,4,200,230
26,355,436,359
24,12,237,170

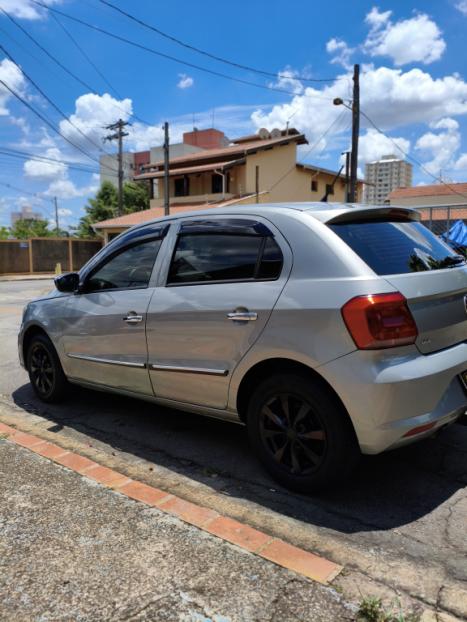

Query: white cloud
364,7,446,65
0,58,25,115
251,65,467,162
455,1,467,16
44,175,99,200
59,92,132,151
10,115,30,135
454,153,467,171
326,38,354,70
58,208,72,217
177,74,194,89
415,117,460,175
269,68,304,95
358,128,410,166
365,6,392,28
0,0,61,20
23,147,67,181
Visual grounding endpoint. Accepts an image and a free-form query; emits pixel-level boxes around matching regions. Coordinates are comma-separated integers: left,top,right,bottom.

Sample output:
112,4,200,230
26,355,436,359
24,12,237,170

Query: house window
211,173,223,194
325,183,334,196
311,180,318,192
174,176,190,197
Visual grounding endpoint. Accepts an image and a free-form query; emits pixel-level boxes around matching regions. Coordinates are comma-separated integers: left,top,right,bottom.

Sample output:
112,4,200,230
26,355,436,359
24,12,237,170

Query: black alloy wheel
27,334,68,403
30,342,55,398
247,373,360,492
259,393,327,476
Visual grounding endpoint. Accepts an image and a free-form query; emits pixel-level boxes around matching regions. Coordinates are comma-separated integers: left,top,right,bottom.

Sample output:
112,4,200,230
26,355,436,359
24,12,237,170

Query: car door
146,216,292,409
61,225,168,395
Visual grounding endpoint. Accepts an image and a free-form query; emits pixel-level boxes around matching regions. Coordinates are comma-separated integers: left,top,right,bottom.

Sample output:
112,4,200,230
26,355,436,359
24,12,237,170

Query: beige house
94,128,363,243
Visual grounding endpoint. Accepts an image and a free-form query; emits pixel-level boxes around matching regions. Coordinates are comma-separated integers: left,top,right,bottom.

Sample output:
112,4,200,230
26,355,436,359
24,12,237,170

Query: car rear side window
329,221,465,275
167,232,283,285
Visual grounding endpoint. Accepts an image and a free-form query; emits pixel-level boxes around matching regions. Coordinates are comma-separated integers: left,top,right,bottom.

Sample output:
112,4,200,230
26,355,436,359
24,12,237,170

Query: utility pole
163,121,170,216
349,64,360,203
54,196,59,234
104,119,130,216
342,151,350,202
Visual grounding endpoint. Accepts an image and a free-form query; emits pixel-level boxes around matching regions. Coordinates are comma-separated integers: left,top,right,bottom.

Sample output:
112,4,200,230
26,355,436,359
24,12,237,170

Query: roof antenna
212,108,215,128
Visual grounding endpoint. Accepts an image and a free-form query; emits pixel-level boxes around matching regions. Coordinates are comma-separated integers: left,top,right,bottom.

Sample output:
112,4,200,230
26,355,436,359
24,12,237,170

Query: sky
0,0,467,230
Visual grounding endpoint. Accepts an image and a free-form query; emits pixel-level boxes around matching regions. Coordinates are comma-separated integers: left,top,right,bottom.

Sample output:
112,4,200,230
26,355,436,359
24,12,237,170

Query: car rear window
329,220,465,275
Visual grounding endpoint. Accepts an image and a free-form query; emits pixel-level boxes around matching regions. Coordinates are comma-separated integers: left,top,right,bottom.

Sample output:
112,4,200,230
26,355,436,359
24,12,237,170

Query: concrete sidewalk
0,439,355,622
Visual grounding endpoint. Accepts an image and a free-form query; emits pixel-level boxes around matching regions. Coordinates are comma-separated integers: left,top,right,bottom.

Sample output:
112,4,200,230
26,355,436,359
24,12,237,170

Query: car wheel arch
235,357,354,430
22,324,51,369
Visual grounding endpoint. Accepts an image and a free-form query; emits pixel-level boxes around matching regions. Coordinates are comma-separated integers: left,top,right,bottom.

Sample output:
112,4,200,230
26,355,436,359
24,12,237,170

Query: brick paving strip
0,422,342,585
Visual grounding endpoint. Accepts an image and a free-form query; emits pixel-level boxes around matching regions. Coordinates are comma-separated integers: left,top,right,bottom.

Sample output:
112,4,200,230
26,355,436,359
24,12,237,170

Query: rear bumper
318,342,467,454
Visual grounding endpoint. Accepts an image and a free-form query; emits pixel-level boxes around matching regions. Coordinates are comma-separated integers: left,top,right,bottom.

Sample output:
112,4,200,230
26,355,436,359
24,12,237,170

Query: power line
31,0,335,102
0,148,114,176
0,77,111,169
0,41,115,159
1,6,152,127
98,0,344,84
50,11,124,100
0,7,95,92
360,108,467,203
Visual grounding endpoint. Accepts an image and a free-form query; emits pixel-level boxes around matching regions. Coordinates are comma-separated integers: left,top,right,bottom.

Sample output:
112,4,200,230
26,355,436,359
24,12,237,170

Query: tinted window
86,239,161,291
257,237,283,279
330,221,465,275
168,234,262,284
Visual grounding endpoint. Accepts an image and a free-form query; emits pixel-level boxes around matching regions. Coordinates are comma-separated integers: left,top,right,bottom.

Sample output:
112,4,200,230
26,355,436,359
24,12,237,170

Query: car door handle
227,311,258,321
123,312,143,324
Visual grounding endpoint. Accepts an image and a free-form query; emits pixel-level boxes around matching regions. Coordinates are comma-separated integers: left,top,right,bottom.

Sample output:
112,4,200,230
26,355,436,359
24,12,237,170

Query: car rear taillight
342,293,418,350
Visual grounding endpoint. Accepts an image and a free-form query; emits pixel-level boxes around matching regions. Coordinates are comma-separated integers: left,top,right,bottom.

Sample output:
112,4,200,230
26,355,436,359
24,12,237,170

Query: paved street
1,280,467,621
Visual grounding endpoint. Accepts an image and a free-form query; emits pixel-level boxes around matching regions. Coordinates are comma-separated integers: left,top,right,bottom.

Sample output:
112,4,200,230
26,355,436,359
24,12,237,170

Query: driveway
1,279,466,620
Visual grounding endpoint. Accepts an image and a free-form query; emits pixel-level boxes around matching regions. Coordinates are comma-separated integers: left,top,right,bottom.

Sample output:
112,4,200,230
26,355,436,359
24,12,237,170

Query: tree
11,218,51,239
77,180,150,238
0,226,9,240
123,181,150,214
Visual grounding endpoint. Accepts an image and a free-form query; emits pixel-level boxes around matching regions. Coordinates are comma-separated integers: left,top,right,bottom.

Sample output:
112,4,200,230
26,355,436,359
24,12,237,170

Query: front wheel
27,334,68,403
247,373,360,493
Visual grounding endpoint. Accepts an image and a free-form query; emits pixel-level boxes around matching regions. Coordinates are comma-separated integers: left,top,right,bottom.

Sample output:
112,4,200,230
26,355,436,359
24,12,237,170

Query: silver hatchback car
19,203,467,491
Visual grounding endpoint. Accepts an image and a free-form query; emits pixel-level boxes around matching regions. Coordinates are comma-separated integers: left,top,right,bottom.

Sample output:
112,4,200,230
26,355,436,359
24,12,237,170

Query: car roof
128,202,419,234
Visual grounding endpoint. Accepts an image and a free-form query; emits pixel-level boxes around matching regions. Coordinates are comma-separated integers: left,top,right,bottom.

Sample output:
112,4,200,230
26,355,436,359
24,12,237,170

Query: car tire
246,373,360,493
26,333,68,403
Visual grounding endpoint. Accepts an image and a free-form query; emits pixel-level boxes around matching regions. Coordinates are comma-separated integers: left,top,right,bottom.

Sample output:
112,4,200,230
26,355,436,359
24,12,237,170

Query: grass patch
357,596,421,622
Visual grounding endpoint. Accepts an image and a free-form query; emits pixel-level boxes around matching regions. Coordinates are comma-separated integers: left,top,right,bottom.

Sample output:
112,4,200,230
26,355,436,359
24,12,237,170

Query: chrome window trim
67,353,146,369
149,363,228,376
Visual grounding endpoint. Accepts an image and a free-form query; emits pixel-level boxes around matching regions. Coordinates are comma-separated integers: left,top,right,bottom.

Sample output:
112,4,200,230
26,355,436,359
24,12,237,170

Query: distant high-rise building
10,205,42,226
364,154,413,205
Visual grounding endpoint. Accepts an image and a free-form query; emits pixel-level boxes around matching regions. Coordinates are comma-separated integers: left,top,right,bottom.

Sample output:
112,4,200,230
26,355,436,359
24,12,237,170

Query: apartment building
364,154,412,205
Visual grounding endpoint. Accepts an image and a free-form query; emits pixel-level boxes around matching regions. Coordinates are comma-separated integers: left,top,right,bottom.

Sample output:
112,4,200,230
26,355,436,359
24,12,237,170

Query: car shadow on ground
12,382,467,536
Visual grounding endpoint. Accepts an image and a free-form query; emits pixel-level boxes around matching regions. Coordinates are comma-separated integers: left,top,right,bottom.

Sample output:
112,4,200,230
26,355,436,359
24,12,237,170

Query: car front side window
85,239,162,292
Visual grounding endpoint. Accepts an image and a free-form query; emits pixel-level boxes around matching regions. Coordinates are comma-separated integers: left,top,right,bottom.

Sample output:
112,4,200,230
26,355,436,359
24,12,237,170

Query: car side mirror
54,272,80,293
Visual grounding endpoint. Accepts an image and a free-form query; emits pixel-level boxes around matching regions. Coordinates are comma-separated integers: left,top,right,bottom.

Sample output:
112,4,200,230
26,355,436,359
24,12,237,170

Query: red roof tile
93,195,256,230
138,133,307,175
389,183,467,199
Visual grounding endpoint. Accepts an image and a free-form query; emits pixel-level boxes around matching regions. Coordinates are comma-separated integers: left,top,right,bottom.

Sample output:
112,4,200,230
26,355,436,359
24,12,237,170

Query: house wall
390,194,467,207
148,141,362,209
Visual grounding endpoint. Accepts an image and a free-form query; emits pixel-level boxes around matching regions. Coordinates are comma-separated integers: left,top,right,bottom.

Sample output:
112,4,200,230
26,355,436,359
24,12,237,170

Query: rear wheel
247,373,360,493
27,334,68,403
